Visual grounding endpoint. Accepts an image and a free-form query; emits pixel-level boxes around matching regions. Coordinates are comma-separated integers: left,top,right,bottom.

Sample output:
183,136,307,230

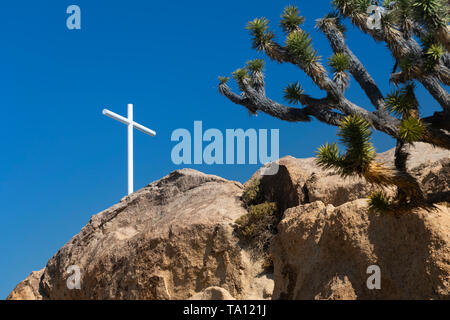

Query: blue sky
0,0,442,298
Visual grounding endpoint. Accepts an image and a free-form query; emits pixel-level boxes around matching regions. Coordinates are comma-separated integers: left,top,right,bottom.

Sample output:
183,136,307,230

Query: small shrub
236,202,278,260
238,179,281,270
241,178,264,208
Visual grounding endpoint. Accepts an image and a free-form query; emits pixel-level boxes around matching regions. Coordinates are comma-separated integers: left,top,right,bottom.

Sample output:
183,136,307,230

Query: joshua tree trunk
393,141,424,202
218,2,450,150
217,2,449,206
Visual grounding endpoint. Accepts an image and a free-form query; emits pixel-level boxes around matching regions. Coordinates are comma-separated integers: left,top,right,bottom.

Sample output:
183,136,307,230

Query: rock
412,157,450,203
305,172,377,207
377,142,450,167
314,275,357,300
271,200,450,299
8,143,449,300
8,169,273,300
247,156,316,211
188,286,235,300
6,269,44,300
252,143,450,208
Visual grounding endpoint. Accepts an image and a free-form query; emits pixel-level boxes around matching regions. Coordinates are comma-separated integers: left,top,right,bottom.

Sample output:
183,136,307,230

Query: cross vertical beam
102,104,156,196
127,103,134,195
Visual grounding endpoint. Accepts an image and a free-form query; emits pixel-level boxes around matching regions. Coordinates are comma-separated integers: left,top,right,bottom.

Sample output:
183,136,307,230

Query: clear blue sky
0,0,441,298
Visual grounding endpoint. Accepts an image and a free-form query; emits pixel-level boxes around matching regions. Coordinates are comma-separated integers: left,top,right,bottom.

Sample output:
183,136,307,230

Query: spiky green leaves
285,30,318,65
383,0,414,33
399,117,425,143
385,85,418,118
232,68,249,82
226,60,266,92
316,143,345,170
332,0,372,15
412,0,449,31
246,59,265,90
329,53,350,91
421,34,445,70
246,18,275,51
231,68,250,91
316,115,376,176
283,82,304,104
247,17,269,39
218,76,229,85
328,53,350,73
426,43,444,61
386,91,410,117
338,115,376,170
368,191,391,213
280,5,305,33
386,85,424,143
246,59,265,73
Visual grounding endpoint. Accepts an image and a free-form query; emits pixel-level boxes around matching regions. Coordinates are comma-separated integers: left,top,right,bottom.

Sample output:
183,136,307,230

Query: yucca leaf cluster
285,30,319,65
231,68,249,82
316,115,376,177
329,53,350,73
424,43,445,69
280,5,305,33
368,191,391,213
218,76,229,84
333,0,372,15
386,85,425,143
283,82,304,104
412,0,449,31
386,85,418,117
383,0,414,35
328,52,350,90
246,59,265,73
399,117,425,143
246,18,274,52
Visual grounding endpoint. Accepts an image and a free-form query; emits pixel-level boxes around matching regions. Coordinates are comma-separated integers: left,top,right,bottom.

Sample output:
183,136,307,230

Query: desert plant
218,1,449,206
241,178,264,208
368,191,392,213
236,202,278,259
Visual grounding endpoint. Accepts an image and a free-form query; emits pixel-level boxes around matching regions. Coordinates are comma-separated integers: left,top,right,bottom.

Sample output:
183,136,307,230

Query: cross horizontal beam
103,109,156,136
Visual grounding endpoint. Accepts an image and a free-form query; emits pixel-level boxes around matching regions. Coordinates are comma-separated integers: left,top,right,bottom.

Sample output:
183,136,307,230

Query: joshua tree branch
318,18,392,117
257,37,342,97
335,4,450,112
422,112,450,131
420,76,450,113
220,76,450,150
219,3,450,152
338,98,400,137
218,82,344,126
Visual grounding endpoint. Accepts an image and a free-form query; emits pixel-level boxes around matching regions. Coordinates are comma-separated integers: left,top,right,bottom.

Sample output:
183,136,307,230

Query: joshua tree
218,0,450,210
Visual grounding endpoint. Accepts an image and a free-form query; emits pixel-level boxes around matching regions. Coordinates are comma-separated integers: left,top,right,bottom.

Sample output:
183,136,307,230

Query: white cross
103,104,156,195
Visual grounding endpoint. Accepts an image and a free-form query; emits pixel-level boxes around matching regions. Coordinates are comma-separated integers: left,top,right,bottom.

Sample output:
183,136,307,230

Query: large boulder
8,143,449,300
6,269,44,300
271,200,450,299
188,286,235,300
8,169,273,300
251,143,449,208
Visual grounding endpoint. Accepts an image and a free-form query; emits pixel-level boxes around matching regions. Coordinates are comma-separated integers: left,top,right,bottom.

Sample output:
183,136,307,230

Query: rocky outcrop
271,200,450,299
8,169,273,300
251,143,449,208
188,287,235,300
8,143,449,300
6,269,44,300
